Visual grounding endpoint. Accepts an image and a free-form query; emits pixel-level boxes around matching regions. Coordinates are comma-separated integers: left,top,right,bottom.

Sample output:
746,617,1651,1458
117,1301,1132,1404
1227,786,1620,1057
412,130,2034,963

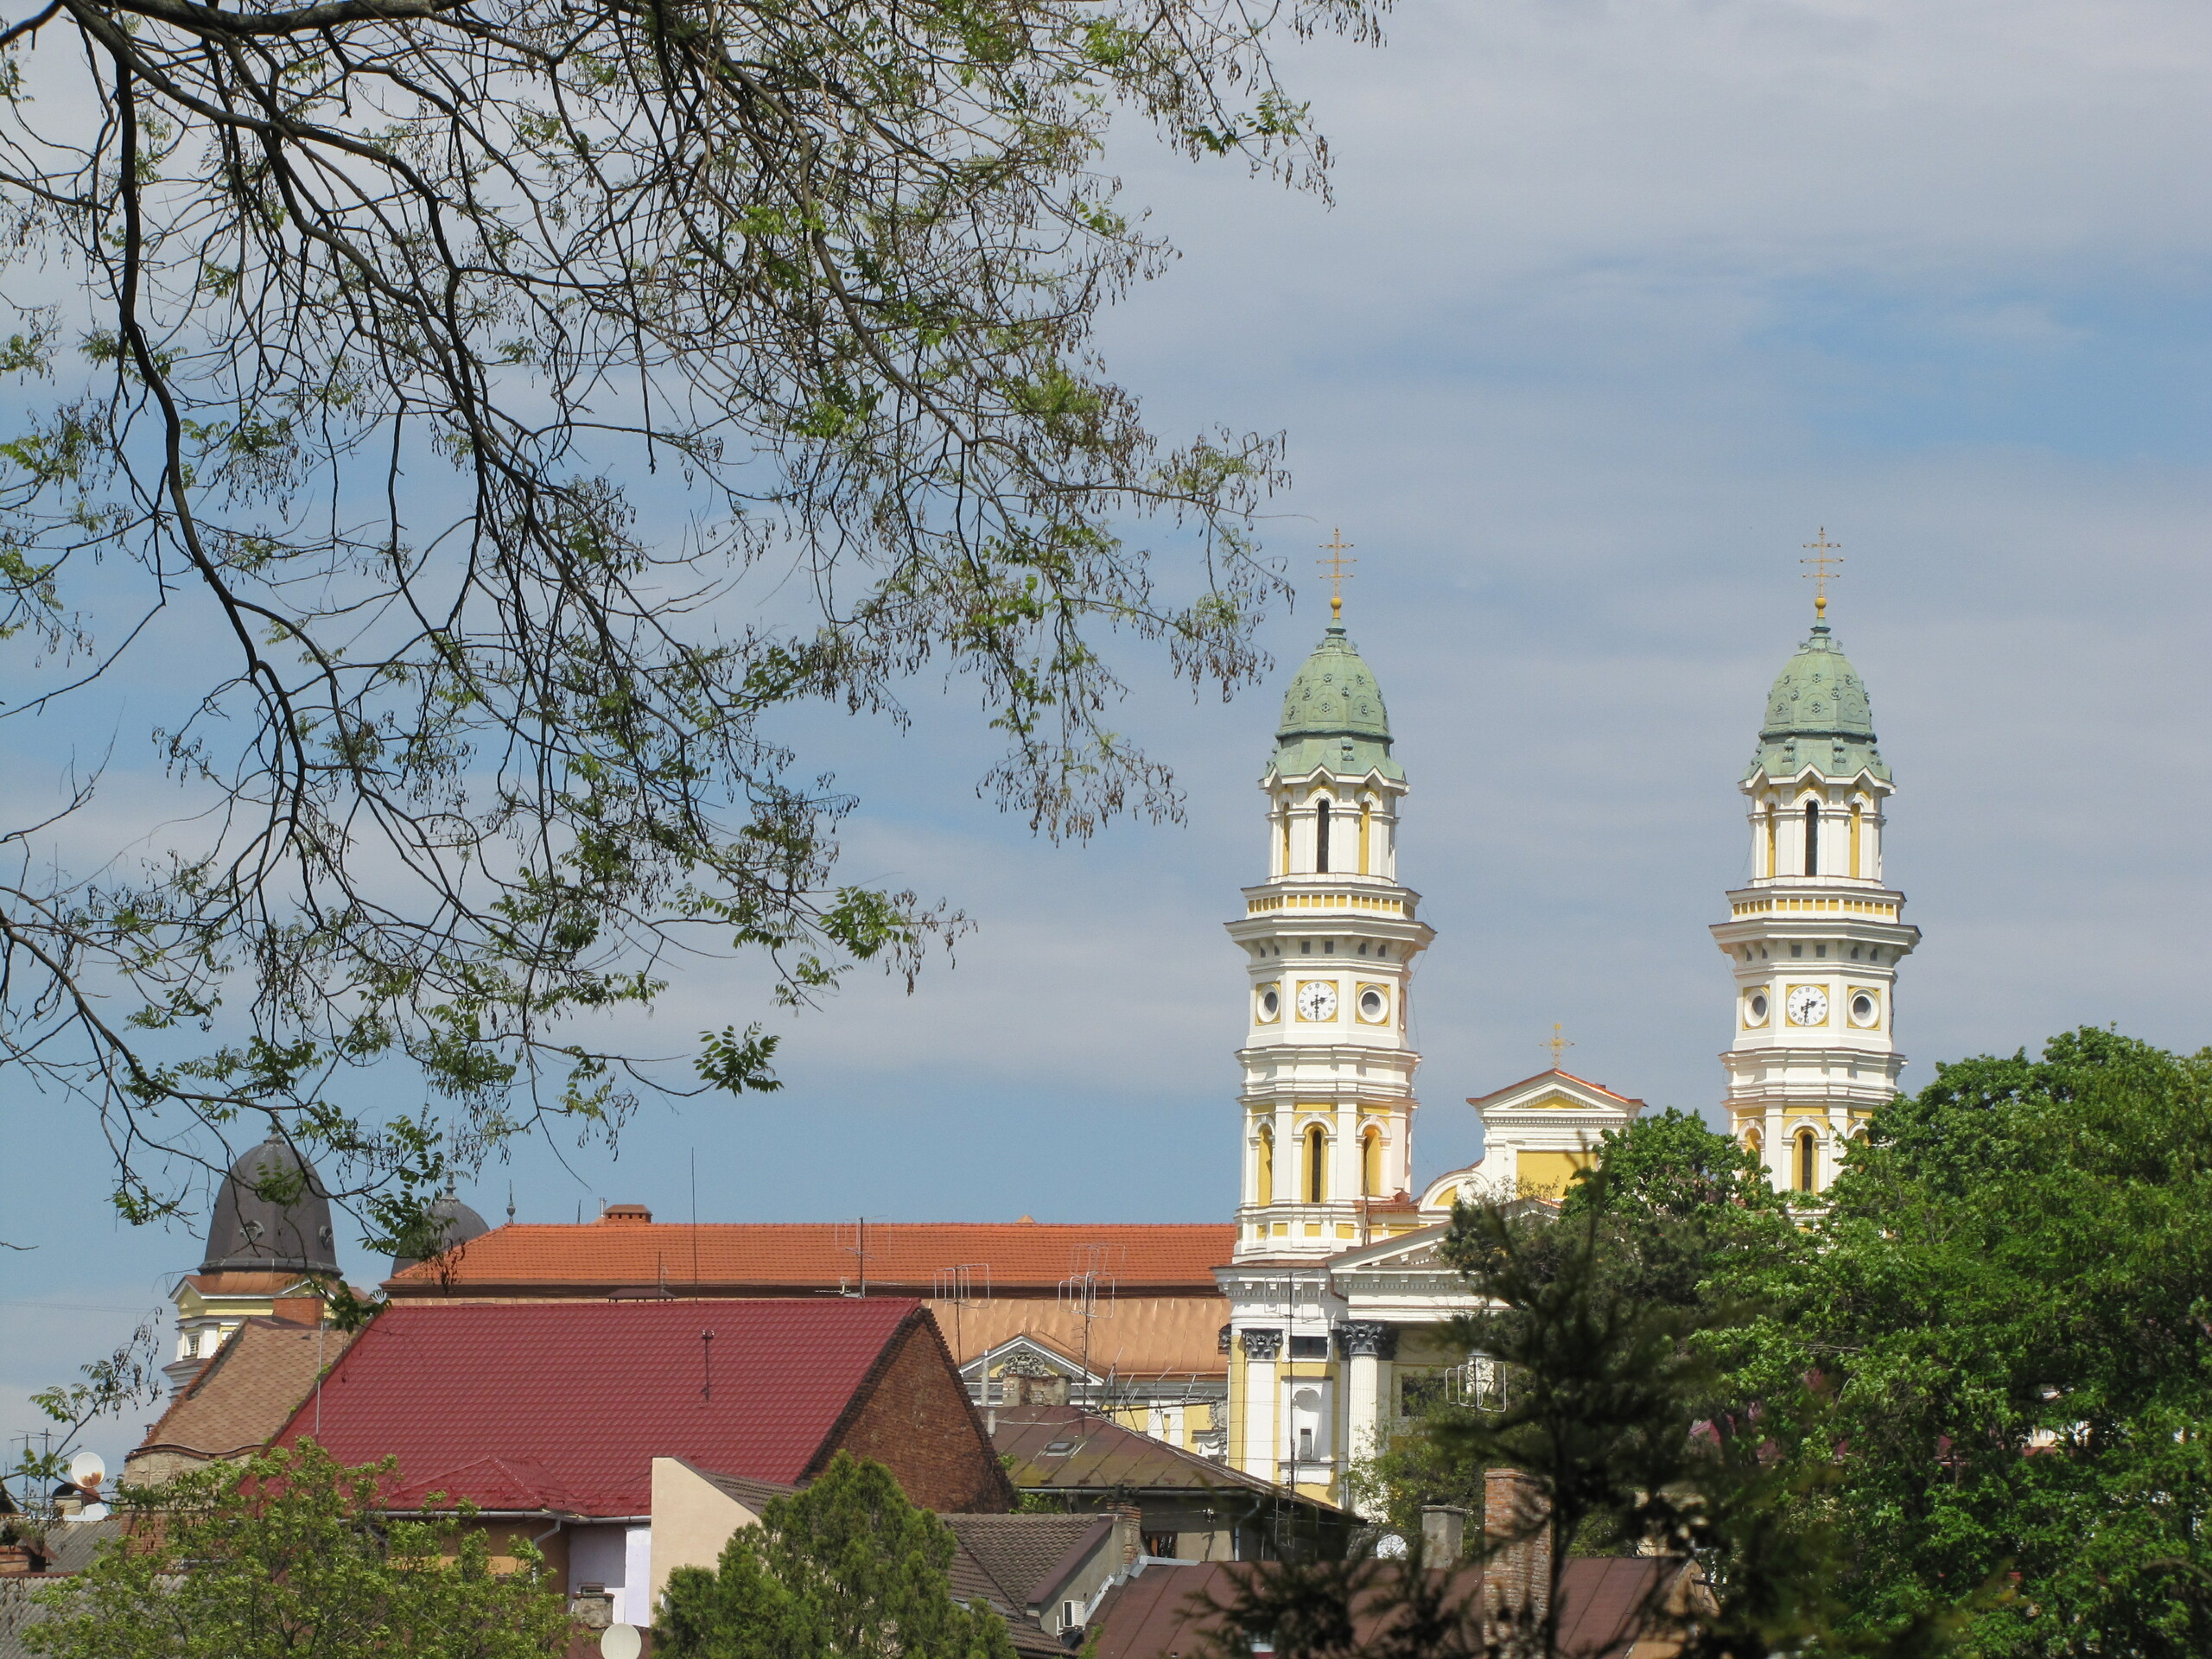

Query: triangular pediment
1325,1223,1451,1274
956,1332,1102,1385
1466,1069,1645,1119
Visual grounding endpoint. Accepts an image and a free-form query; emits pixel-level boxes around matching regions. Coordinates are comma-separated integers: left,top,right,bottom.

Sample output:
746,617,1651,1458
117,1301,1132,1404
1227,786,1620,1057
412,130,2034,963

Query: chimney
1421,1504,1467,1564
1109,1504,1144,1568
1483,1468,1552,1628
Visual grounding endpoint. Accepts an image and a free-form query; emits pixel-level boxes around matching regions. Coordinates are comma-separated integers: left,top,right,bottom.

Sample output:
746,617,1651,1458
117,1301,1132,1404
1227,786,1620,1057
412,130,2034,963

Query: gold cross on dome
1318,529,1357,620
1547,1023,1574,1069
1802,528,1844,620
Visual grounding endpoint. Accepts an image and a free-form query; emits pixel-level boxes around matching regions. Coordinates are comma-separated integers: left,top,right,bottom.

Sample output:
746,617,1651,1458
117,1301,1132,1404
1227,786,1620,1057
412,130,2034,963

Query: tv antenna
1059,1246,1119,1403
836,1217,872,1297
932,1263,990,1369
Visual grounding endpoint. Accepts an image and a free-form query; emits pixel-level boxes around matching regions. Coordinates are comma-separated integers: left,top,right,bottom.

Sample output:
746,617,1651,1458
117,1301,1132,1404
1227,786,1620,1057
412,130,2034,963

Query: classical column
1335,1320,1398,1511
1239,1329,1283,1479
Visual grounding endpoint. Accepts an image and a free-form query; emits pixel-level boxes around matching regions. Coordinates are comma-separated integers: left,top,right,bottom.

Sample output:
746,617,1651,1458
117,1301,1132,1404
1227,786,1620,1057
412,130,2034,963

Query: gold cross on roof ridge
1319,529,1357,620
1802,527,1844,620
1547,1023,1574,1068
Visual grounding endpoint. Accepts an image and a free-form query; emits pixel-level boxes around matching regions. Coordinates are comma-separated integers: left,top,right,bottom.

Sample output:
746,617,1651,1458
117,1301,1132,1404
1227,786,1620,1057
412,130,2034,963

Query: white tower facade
1711,607,1920,1194
1225,613,1434,1263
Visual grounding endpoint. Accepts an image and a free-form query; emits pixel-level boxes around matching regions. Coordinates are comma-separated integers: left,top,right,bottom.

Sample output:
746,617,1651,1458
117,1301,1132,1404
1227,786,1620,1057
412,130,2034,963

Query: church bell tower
1711,562,1919,1194
1225,594,1433,1261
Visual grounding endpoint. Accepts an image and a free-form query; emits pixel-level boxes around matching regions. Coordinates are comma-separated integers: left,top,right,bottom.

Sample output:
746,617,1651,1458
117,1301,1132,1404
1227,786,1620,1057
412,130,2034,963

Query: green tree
28,1441,569,1659
0,0,1381,1244
657,1450,1016,1659
1344,1111,1788,1544
1732,1028,2212,1656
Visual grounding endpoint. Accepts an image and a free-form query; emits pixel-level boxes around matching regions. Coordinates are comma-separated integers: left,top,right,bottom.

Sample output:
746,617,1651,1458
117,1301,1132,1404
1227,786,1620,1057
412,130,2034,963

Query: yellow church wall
1516,1147,1593,1198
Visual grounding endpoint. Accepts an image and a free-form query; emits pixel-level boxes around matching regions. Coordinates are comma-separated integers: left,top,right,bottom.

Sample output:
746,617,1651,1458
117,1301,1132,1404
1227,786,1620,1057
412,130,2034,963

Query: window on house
1298,1427,1314,1461
1288,1334,1330,1359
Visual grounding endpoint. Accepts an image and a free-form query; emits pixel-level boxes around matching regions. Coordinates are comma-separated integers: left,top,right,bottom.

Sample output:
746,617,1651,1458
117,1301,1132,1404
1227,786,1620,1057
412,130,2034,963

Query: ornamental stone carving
1334,1320,1399,1360
1240,1328,1284,1361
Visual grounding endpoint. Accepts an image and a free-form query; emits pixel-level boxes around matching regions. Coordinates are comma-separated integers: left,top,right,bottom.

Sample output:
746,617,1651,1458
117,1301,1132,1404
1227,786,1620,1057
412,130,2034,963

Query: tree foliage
27,1441,570,1658
0,0,1379,1235
1732,1027,2212,1656
656,1449,1016,1659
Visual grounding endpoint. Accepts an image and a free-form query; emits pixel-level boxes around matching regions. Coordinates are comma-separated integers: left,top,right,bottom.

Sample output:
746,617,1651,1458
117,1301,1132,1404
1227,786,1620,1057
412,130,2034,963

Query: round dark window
1359,988,1387,1020
1260,987,1281,1020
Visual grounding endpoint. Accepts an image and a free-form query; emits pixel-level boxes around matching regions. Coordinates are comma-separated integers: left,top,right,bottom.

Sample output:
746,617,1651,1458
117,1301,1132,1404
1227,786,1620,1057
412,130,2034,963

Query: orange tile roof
383,1221,1236,1297
934,1294,1226,1377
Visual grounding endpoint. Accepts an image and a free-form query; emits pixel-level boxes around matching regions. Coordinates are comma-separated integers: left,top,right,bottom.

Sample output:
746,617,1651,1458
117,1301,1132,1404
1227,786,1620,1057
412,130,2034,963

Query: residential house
269,1297,1013,1624
991,1402,1349,1562
379,1212,1235,1458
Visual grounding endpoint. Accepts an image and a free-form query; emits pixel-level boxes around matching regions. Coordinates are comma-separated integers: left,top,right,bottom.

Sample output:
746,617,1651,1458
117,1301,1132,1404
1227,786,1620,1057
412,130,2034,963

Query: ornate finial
1319,529,1357,620
1546,1022,1574,1069
1802,527,1843,620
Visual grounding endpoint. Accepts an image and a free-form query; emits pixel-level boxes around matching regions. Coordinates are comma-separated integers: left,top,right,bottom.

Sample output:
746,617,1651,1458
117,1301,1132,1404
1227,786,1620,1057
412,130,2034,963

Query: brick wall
830,1315,1015,1513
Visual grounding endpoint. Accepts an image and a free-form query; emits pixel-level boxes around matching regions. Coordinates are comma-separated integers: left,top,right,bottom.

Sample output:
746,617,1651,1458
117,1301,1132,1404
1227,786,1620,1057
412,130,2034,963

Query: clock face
1786,985,1829,1027
1295,980,1338,1021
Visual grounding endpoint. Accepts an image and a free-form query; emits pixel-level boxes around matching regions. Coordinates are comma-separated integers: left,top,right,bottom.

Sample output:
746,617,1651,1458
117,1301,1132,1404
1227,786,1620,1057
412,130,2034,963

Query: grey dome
200,1132,340,1274
391,1190,492,1274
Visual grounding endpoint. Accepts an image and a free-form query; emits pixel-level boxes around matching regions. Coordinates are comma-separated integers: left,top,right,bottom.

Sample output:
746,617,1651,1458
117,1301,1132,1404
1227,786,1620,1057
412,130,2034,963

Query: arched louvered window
1255,1125,1274,1207
1306,1125,1327,1203
1795,1128,1817,1193
1315,799,1332,873
1802,799,1820,876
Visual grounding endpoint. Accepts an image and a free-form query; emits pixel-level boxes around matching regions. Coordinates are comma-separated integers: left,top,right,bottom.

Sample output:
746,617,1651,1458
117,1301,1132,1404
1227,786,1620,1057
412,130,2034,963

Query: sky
7,0,2212,1474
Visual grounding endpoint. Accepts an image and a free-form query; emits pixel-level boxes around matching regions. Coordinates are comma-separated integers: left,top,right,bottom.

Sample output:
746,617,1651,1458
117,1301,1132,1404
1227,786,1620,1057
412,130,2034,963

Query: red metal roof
272,1299,925,1516
383,1221,1236,1295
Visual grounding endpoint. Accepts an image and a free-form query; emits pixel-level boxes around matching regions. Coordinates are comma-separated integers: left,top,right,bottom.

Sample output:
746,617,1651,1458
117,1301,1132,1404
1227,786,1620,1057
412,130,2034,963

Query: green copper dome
1748,622,1891,783
1270,621,1403,781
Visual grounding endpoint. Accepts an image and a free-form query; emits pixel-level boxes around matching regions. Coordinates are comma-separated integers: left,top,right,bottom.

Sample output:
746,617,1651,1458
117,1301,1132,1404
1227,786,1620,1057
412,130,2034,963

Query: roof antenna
690,1148,701,1298
506,1181,515,1225
700,1328,715,1402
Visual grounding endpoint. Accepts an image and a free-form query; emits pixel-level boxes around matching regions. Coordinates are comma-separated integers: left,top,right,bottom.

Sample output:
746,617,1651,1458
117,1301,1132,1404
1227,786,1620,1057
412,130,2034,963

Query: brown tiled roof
381,1221,1235,1296
1086,1559,1688,1659
993,1406,1338,1509
133,1318,355,1462
689,1465,800,1514
944,1513,1112,1611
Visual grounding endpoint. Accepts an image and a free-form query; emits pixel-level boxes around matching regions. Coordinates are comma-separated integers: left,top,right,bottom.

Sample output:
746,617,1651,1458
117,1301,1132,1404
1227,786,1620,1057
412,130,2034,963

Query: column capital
1240,1327,1284,1361
1334,1320,1399,1359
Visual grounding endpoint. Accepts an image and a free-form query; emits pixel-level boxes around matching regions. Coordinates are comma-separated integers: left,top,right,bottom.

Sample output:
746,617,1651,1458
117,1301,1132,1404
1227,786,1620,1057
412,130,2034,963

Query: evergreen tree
28,1442,569,1659
657,1451,1018,1659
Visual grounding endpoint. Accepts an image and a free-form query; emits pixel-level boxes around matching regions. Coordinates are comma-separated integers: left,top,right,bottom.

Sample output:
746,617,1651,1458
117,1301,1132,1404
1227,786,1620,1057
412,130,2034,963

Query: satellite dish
600,1624,642,1659
78,1503,111,1522
67,1452,105,1489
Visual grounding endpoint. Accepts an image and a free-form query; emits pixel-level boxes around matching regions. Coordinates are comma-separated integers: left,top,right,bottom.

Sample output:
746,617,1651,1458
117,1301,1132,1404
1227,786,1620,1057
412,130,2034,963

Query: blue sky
8,0,2212,1472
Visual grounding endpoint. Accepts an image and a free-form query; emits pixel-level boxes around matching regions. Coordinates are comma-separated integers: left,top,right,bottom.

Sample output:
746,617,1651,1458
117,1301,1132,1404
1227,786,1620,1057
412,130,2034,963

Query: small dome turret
1748,622,1891,784
391,1188,492,1274
200,1132,340,1275
1271,622,1403,781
